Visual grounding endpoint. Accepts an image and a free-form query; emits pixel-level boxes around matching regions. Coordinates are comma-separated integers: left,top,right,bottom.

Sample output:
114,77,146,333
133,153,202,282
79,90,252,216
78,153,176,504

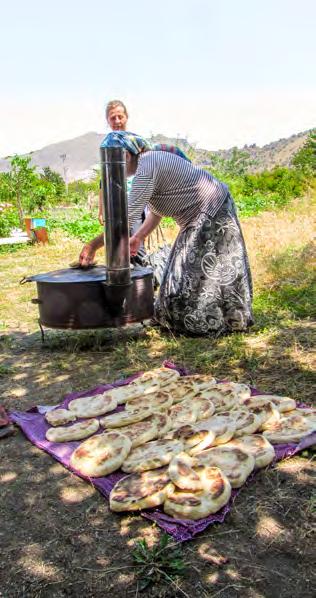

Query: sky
0,0,315,156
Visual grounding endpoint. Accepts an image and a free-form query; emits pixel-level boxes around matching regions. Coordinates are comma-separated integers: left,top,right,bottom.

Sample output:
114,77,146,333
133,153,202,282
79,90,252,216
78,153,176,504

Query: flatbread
130,367,180,391
68,393,117,418
227,434,275,468
203,388,238,413
169,452,204,491
100,406,153,428
102,384,147,405
110,467,174,511
291,407,316,426
262,414,315,444
169,398,199,428
247,394,296,413
180,374,217,392
193,414,236,447
46,418,99,443
125,390,173,413
165,424,214,449
169,451,224,492
164,468,231,519
213,382,251,402
122,438,184,473
241,398,280,430
228,409,260,437
113,416,159,448
167,379,200,403
194,445,255,488
193,395,215,421
152,412,173,437
45,408,77,427
70,431,131,477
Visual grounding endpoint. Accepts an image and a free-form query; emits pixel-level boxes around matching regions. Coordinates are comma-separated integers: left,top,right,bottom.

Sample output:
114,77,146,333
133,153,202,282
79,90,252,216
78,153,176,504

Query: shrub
47,211,103,242
0,207,20,237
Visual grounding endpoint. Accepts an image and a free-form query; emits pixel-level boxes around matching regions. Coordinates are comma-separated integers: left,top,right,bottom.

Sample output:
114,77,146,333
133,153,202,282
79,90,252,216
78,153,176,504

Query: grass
0,192,315,597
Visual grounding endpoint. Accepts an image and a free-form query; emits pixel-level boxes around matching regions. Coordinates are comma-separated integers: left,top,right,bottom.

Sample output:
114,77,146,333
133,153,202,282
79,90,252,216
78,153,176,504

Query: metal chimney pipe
100,146,131,287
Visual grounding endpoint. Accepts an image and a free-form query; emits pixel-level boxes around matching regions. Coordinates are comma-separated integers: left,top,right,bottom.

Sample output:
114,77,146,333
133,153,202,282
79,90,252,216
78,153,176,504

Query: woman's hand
79,243,96,267
129,234,142,257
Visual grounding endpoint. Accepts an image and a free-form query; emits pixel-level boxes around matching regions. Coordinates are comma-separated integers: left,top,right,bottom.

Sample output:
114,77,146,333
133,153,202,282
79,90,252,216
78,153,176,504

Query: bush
0,208,20,237
47,210,103,242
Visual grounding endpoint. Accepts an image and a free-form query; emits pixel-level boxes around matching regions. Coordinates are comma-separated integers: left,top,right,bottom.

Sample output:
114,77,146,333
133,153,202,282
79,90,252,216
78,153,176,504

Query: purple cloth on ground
10,361,316,542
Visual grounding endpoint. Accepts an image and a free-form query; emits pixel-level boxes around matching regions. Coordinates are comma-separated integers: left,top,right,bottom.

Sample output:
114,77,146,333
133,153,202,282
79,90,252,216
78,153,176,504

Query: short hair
105,100,128,120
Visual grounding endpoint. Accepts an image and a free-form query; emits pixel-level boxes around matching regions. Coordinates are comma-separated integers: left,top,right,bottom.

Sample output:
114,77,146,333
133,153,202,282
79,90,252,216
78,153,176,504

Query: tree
292,130,316,175
0,156,59,225
208,147,254,178
6,156,38,225
40,167,65,196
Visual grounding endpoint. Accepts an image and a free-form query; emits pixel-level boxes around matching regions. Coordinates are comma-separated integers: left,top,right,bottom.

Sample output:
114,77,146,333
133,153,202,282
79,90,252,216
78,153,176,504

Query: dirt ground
0,198,315,597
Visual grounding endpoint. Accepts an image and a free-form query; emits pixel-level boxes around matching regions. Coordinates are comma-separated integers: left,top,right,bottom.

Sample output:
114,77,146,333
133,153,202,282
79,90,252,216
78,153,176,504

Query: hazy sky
1,0,315,156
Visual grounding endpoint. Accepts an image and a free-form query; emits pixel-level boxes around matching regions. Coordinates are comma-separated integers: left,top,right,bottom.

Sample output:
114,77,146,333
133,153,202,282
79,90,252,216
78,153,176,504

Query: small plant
0,364,15,377
132,533,187,591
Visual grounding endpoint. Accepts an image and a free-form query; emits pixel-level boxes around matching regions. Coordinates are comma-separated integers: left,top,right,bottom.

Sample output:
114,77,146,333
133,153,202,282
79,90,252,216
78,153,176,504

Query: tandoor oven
22,146,154,330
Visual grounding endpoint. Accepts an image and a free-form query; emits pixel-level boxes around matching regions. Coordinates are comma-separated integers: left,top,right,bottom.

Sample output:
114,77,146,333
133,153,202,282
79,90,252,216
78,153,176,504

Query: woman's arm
130,211,161,256
79,233,104,266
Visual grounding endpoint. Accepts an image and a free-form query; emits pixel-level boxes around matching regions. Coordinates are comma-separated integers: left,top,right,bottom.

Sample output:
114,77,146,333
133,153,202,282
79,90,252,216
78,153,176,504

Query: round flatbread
100,406,153,428
194,445,255,488
165,424,215,450
169,452,204,491
247,394,296,413
164,468,231,519
130,367,180,391
241,398,280,430
110,467,174,512
290,407,316,426
125,391,173,413
193,395,215,421
113,416,159,448
193,414,236,447
169,452,224,492
45,408,77,427
202,387,237,412
219,382,251,401
227,435,275,468
70,431,131,477
181,374,217,392
46,418,99,443
152,412,173,437
167,379,200,403
228,409,260,437
169,398,199,428
68,393,117,418
262,414,315,444
101,384,147,405
122,438,184,473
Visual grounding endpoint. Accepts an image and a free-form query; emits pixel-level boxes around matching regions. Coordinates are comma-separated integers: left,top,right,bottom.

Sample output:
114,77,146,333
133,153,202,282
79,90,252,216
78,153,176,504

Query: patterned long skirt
155,194,254,336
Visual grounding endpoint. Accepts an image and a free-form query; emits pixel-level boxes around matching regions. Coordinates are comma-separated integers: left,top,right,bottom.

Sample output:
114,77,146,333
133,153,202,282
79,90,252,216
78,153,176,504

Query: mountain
0,130,311,181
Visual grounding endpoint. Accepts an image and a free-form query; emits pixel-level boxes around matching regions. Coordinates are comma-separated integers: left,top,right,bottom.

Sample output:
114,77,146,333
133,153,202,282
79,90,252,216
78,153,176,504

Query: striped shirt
128,151,228,230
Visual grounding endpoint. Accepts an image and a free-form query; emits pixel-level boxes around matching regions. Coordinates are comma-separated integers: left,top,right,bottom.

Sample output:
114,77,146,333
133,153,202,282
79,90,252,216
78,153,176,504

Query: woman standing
98,100,129,224
80,131,253,336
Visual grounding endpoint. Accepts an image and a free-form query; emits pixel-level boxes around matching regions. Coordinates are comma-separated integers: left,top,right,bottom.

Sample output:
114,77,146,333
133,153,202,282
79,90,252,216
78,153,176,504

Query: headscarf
152,143,190,161
100,131,151,154
100,131,191,161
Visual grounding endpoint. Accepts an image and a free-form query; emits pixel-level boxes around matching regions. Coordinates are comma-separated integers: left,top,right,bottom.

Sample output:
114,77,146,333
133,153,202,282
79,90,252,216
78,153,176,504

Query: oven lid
22,265,153,284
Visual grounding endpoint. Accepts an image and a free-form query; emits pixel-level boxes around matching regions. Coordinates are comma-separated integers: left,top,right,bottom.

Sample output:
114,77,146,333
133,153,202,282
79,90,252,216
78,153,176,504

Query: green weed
132,533,187,591
0,364,15,377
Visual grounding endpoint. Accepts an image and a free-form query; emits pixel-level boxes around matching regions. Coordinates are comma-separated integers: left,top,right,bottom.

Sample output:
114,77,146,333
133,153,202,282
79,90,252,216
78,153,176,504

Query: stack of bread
44,367,315,520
